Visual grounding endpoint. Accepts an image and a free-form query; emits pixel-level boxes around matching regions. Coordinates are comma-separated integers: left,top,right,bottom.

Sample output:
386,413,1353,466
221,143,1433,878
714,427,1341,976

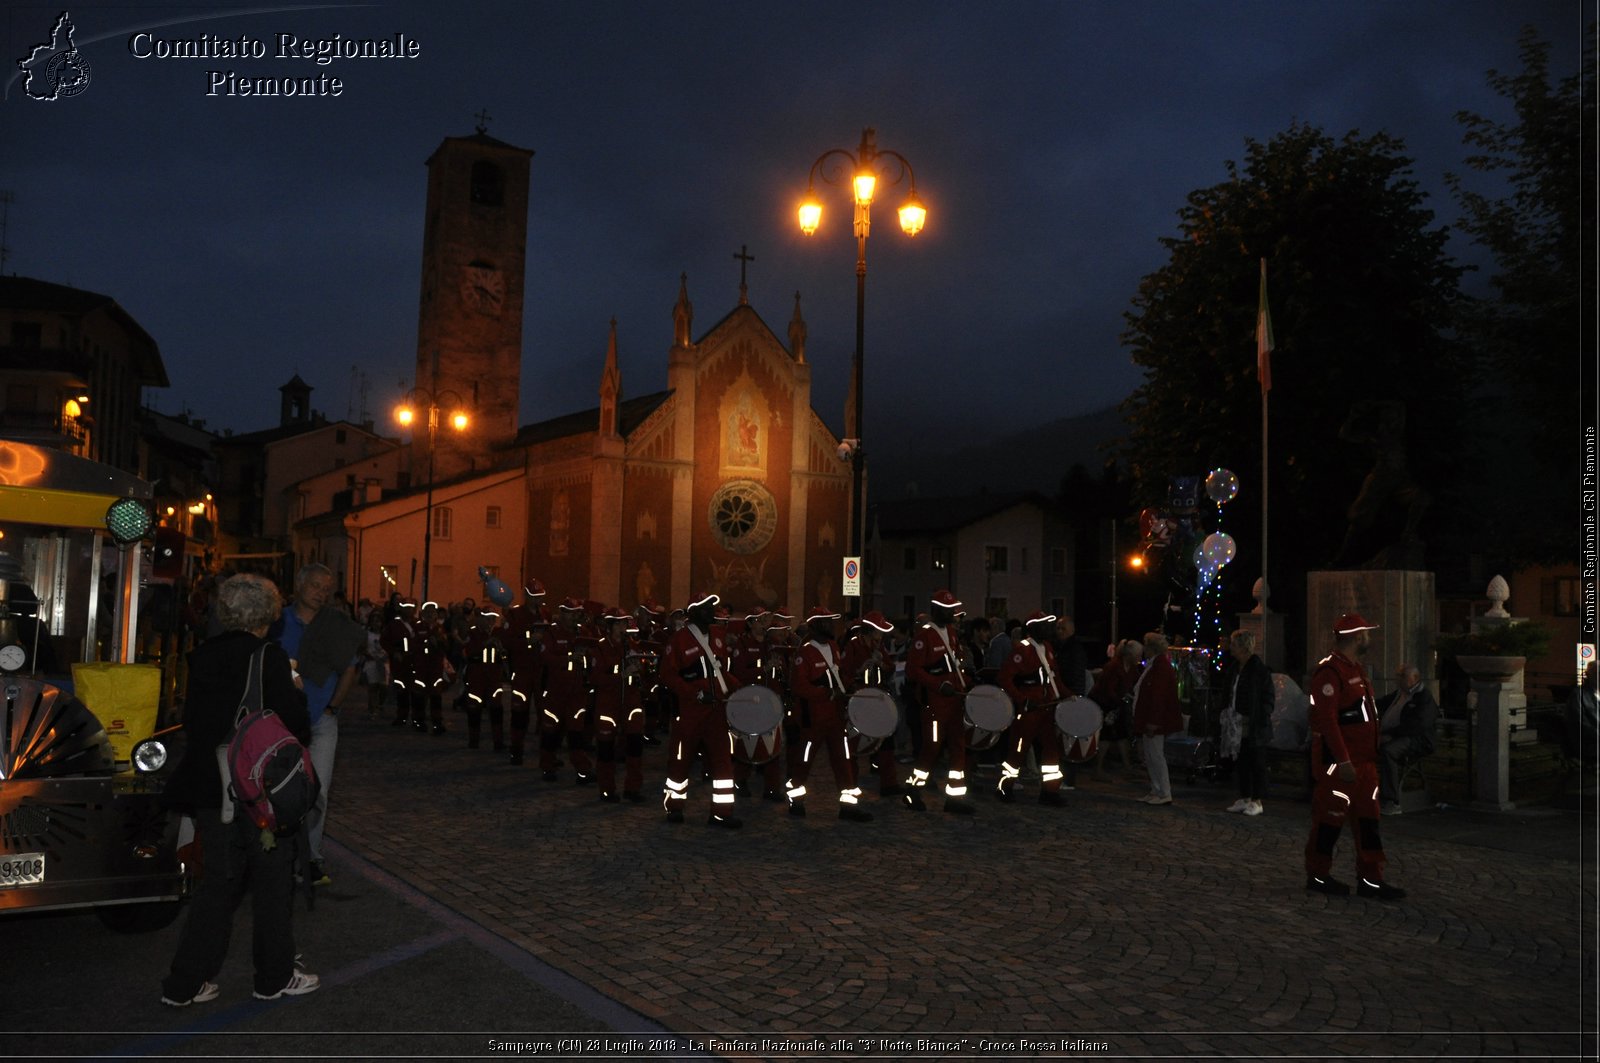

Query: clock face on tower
460,265,504,317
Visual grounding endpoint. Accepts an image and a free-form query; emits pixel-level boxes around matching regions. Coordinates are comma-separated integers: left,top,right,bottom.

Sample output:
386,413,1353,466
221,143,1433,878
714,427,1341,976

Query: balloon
1201,532,1237,567
1205,468,1239,504
479,566,513,607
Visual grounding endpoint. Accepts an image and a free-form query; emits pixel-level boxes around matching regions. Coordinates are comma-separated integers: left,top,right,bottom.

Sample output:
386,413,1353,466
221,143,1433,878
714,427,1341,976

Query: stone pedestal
1471,680,1517,811
1305,570,1437,699
1236,609,1286,672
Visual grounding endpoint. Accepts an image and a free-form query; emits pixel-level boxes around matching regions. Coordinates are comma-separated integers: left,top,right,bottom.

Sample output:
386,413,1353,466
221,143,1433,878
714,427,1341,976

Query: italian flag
1257,257,1275,395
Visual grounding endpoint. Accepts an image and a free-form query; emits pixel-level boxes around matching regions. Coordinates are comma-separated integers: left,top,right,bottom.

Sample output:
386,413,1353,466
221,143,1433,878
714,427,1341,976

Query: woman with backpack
160,572,320,1007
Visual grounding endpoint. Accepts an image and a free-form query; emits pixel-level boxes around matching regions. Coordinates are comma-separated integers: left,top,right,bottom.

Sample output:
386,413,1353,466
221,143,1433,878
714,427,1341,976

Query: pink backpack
226,647,320,839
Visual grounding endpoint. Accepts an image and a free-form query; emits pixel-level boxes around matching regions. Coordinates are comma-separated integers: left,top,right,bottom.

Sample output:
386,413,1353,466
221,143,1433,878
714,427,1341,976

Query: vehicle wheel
96,900,184,933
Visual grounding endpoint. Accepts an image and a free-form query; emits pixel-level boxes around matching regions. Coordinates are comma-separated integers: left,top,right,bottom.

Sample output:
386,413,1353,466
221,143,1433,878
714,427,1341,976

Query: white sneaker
1243,800,1263,816
1226,798,1251,813
253,971,319,1000
161,981,219,1007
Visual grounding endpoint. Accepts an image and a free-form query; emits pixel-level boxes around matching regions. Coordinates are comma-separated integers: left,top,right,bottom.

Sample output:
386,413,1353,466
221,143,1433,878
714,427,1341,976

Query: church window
985,545,1009,573
931,547,950,571
707,479,778,555
470,161,505,206
485,505,502,528
432,506,453,540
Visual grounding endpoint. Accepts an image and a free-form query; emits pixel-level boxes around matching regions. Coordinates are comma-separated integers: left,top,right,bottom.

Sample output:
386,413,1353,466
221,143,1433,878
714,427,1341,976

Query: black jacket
1231,654,1275,741
1377,685,1439,756
165,630,308,811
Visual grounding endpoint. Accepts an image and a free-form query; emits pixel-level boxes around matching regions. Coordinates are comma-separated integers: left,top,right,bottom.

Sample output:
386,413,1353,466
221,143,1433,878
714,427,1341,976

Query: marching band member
382,598,419,729
996,611,1068,806
409,601,451,735
539,597,596,783
461,607,508,750
502,580,550,766
903,589,977,814
731,607,785,801
787,607,873,821
842,609,903,795
589,607,647,803
659,592,742,828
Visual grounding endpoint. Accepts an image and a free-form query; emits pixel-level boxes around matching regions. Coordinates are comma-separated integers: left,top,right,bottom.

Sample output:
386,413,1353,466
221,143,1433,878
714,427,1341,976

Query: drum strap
1020,638,1061,699
927,625,967,691
688,626,729,695
813,640,846,693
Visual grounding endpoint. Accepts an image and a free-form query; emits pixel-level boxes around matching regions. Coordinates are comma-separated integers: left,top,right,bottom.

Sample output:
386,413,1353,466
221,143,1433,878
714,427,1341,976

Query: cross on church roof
734,244,755,305
474,107,493,134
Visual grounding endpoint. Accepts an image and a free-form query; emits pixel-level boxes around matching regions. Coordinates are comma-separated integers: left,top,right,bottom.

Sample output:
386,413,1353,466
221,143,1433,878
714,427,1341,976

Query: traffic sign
842,556,861,597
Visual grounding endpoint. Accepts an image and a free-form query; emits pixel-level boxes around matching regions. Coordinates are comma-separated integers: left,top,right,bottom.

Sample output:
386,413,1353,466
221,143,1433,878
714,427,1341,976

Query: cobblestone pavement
328,709,1596,1059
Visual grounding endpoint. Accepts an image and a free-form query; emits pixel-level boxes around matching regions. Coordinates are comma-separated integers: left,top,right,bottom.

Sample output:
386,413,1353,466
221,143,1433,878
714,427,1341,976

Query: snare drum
962,684,1015,751
725,685,784,765
1054,697,1104,763
845,688,899,757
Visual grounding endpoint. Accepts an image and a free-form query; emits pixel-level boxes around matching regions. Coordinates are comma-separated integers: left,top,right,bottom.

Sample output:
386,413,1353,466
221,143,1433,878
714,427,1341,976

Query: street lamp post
797,128,925,609
395,355,468,602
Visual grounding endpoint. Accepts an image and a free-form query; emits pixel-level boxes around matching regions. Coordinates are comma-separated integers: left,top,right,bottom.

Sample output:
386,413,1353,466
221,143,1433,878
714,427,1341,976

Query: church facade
334,126,851,613
515,280,851,612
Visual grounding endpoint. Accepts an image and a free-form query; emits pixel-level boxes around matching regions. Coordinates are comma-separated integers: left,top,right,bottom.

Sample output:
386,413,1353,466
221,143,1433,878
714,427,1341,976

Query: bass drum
1054,696,1104,763
725,685,784,765
845,687,899,758
962,684,1015,751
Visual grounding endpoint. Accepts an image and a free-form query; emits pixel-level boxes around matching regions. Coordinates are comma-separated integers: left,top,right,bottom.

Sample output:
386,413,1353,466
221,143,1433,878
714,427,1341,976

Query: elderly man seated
1377,663,1439,815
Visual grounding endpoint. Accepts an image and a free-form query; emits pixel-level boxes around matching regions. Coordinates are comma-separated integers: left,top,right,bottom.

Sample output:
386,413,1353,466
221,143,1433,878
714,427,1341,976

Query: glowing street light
394,359,470,601
795,128,925,607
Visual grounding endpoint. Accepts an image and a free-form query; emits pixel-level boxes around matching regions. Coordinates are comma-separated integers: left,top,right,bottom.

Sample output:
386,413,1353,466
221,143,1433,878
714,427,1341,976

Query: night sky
2,1,1581,462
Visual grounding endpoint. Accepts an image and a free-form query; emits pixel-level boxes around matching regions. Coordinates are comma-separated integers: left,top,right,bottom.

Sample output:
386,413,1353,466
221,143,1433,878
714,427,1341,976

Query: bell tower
413,117,534,479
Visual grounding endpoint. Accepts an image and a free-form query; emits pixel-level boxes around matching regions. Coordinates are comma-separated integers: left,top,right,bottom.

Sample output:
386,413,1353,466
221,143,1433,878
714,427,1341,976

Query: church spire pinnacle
788,290,807,364
599,317,621,438
672,273,693,348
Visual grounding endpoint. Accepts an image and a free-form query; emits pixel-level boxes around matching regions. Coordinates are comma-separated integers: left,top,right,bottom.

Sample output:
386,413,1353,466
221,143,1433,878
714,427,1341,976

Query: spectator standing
1132,632,1182,805
161,573,318,1005
1224,629,1275,816
271,563,364,887
1088,639,1141,780
362,611,388,718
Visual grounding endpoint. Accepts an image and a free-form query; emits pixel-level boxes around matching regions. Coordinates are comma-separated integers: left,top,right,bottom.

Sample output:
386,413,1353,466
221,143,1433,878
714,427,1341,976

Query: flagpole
1257,258,1273,642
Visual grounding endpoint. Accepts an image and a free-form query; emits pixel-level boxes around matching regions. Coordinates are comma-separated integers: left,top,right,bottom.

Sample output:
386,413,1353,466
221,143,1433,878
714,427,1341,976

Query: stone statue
1331,399,1430,570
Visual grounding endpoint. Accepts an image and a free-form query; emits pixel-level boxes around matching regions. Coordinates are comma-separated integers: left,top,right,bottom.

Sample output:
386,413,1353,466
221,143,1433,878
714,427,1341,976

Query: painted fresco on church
709,556,781,608
718,367,778,478
635,560,657,605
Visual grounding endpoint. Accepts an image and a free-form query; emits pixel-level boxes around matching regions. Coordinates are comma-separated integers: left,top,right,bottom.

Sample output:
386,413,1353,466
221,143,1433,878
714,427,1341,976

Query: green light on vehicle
105,497,153,545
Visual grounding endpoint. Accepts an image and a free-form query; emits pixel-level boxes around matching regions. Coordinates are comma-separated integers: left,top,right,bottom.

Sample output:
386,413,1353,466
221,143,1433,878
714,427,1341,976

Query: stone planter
1456,655,1527,683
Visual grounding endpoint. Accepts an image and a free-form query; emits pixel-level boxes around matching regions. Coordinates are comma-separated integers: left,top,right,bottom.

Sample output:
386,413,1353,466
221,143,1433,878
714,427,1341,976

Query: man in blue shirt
272,563,364,886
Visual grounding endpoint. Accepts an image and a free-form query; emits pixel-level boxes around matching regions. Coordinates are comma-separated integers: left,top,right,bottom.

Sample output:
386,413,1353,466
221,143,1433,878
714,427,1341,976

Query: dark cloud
3,0,1577,441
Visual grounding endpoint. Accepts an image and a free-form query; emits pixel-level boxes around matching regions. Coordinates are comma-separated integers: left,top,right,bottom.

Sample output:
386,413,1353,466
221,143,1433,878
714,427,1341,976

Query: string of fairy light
1189,468,1239,650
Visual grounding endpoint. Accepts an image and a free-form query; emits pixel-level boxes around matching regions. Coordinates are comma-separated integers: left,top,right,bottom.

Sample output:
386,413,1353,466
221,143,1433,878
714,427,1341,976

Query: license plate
0,853,45,887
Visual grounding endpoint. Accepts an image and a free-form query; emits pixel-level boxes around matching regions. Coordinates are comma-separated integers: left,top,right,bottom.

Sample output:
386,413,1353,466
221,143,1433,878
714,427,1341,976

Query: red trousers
595,703,644,795
1305,755,1386,881
786,702,862,806
539,691,593,775
909,696,968,798
664,702,736,812
1000,707,1065,795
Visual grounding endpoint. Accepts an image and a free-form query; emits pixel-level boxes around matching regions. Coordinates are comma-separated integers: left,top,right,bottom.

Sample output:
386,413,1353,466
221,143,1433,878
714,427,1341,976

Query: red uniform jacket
905,622,970,707
729,630,765,687
463,628,506,698
588,637,643,723
841,635,891,692
999,637,1063,709
1131,653,1182,735
792,639,847,715
660,625,740,706
380,616,417,680
1309,650,1379,765
409,618,449,684
541,624,590,704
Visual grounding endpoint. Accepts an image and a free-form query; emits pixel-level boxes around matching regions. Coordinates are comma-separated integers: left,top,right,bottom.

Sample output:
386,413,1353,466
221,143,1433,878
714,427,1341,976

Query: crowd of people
157,569,1417,1005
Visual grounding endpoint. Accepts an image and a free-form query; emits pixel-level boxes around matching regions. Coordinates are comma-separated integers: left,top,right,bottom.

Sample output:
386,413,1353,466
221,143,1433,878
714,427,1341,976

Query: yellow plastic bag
70,662,162,768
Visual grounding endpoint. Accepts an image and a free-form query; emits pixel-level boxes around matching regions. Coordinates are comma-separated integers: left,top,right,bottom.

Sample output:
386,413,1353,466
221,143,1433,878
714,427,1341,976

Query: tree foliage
1119,123,1468,610
1447,26,1594,565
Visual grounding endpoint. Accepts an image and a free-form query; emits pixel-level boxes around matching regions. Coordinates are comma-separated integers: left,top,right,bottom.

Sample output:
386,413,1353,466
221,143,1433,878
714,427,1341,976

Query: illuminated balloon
1205,468,1239,504
479,566,513,607
1202,532,1237,568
